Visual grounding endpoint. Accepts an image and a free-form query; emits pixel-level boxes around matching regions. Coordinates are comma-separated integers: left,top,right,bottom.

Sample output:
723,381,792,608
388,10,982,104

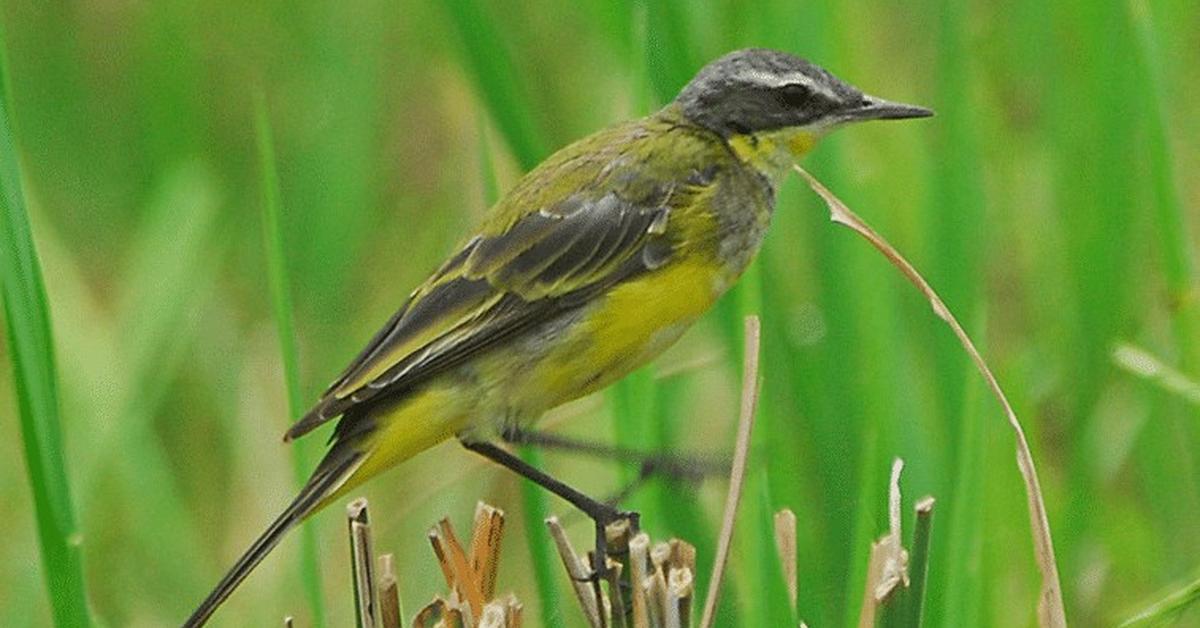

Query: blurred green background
1,0,1199,626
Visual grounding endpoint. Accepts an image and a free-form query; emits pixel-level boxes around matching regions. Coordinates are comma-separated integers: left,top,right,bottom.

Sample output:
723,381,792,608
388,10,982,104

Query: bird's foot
586,508,639,583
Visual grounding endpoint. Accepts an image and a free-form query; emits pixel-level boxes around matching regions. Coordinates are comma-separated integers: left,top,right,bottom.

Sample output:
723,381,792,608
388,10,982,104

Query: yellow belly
342,383,471,497
522,256,723,409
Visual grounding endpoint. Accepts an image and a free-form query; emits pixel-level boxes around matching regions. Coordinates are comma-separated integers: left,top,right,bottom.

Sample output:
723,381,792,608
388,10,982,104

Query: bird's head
677,49,932,179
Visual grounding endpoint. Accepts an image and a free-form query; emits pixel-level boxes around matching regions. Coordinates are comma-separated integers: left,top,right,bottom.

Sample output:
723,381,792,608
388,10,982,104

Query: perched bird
185,48,931,626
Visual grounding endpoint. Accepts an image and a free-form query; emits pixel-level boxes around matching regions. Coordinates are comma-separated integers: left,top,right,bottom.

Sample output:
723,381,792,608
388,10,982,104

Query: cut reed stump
856,458,937,628
416,502,523,628
546,516,697,628
311,498,520,628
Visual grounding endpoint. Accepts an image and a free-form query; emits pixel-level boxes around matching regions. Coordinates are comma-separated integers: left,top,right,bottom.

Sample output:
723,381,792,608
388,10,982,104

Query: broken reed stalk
349,498,381,628
773,509,798,608
417,503,522,627
378,554,404,628
548,516,698,627
699,316,762,628
906,497,936,627
604,558,628,628
545,516,604,626
470,503,506,600
629,533,651,628
335,499,519,627
794,165,1067,627
668,568,694,628
434,516,487,617
604,521,630,628
478,600,524,628
859,459,909,628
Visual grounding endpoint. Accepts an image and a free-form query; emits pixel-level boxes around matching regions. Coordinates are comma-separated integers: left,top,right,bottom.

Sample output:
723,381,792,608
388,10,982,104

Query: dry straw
323,499,521,628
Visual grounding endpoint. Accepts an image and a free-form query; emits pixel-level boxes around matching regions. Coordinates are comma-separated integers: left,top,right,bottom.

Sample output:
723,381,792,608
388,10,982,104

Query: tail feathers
183,451,363,627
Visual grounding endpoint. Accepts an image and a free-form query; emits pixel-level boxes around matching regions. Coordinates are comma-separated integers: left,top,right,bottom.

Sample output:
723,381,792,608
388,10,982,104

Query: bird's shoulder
481,105,736,236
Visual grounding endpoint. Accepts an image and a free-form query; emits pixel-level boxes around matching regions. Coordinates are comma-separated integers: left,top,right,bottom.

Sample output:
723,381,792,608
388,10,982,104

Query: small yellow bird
185,48,930,626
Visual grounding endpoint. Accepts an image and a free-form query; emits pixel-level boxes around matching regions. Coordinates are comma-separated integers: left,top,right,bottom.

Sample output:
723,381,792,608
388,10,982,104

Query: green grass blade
935,370,987,627
906,497,936,627
643,0,697,104
608,365,657,515
282,5,388,333
1128,0,1200,446
1044,0,1162,601
1120,575,1200,627
255,92,326,627
650,374,715,595
64,164,222,612
443,0,552,170
1128,1,1198,323
927,0,985,477
842,429,880,628
0,28,92,628
518,445,562,628
1129,0,1200,368
746,471,798,627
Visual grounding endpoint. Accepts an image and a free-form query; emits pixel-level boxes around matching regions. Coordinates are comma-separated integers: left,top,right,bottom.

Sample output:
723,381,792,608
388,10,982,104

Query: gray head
677,49,932,138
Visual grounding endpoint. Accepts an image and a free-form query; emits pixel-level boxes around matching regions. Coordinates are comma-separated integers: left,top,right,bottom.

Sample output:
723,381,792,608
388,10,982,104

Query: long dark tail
183,450,363,627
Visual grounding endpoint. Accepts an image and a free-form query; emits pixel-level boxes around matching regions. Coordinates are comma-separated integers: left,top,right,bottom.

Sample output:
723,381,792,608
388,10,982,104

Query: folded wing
283,191,672,442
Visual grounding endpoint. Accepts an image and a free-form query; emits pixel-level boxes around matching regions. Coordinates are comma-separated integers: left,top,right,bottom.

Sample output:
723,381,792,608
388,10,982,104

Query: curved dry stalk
794,165,1066,627
698,316,762,628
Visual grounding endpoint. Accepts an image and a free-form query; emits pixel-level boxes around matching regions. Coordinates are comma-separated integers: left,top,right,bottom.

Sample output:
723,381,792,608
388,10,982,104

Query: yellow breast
528,256,722,406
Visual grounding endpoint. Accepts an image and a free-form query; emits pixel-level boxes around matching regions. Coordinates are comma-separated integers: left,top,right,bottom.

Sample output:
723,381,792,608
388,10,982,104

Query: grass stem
0,27,92,628
255,91,327,627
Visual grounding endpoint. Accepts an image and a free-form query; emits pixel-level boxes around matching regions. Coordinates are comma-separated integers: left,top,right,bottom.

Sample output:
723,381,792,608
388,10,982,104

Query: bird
184,47,932,626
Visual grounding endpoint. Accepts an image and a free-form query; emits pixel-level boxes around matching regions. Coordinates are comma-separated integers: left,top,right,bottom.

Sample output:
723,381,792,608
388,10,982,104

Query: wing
282,190,676,442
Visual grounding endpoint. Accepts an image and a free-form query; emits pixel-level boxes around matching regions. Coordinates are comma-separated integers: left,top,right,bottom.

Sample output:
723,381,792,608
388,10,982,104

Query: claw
622,510,641,533
587,509,641,585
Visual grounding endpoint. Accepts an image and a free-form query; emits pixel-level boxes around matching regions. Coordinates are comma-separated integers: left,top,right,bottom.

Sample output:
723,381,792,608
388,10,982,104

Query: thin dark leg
501,426,726,480
462,439,620,521
554,458,656,529
460,439,637,585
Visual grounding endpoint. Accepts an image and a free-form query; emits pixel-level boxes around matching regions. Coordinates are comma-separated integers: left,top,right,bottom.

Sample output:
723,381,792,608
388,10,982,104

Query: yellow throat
726,126,825,184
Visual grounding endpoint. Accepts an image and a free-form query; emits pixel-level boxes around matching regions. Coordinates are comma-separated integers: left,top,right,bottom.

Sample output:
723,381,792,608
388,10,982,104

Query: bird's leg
554,458,658,530
501,426,726,483
460,439,637,583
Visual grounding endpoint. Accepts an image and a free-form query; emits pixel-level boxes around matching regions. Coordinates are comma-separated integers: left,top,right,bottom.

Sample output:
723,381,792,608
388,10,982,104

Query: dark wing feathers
320,238,485,399
282,192,671,442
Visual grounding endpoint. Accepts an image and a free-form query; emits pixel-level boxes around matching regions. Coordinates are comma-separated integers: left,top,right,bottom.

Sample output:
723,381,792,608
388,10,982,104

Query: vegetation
1,1,1198,626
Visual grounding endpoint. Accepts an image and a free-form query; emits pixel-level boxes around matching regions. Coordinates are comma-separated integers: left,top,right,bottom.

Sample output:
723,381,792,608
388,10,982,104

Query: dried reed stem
470,503,506,600
699,316,762,628
546,516,603,627
629,533,652,628
857,459,908,628
773,509,798,607
378,553,403,628
348,499,381,628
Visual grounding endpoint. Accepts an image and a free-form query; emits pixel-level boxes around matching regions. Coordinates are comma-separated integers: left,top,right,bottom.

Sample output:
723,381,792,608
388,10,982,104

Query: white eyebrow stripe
731,69,839,101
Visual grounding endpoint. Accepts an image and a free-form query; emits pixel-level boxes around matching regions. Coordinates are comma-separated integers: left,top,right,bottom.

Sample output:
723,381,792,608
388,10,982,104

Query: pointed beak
841,94,934,122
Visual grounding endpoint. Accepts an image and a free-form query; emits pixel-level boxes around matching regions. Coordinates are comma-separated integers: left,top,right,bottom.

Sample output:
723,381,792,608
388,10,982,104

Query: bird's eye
779,83,813,107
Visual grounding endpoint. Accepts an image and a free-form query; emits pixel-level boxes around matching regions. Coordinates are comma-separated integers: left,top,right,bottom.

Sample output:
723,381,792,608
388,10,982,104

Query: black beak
842,94,934,121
